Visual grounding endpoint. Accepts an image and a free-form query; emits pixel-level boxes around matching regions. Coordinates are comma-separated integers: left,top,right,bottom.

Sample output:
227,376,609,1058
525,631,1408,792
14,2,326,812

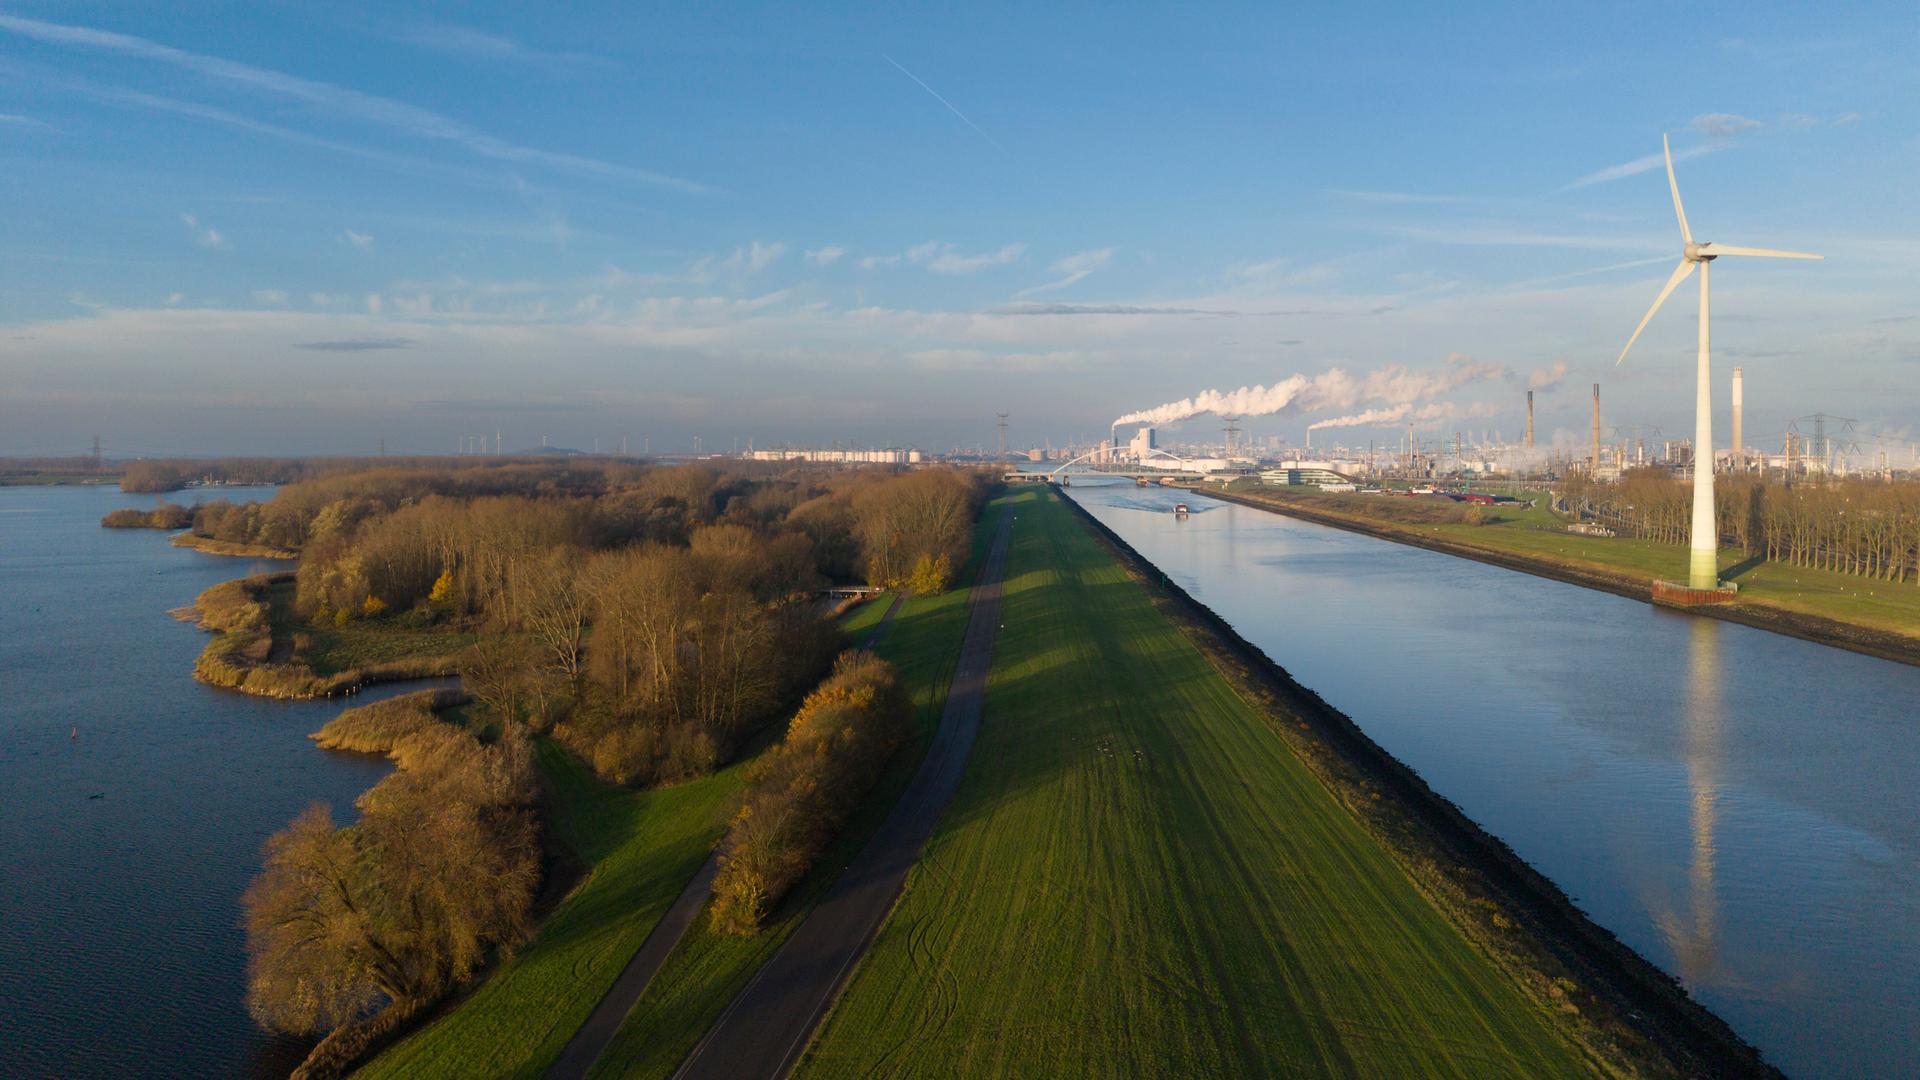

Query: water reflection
1665,617,1722,987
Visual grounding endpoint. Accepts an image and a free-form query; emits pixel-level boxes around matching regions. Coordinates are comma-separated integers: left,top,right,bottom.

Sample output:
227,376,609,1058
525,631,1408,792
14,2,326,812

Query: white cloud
1564,142,1724,189
1691,112,1761,138
1015,247,1114,297
858,254,901,269
691,241,787,283
251,289,289,306
1834,111,1861,126
343,229,374,250
0,13,703,192
916,242,1027,274
1779,112,1819,129
365,293,383,314
0,112,52,129
166,292,185,306
308,292,350,306
392,21,609,72
179,212,227,249
805,245,847,266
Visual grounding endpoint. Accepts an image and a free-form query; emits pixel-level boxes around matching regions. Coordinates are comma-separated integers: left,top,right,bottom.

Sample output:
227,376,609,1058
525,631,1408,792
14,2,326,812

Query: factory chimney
1591,383,1601,476
1525,390,1535,449
1731,367,1744,468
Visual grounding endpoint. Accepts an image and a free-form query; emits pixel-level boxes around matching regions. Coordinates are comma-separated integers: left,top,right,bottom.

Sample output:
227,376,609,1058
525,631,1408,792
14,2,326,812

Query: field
583,498,1005,1079
352,739,743,1080
798,488,1596,1078
1232,485,1920,640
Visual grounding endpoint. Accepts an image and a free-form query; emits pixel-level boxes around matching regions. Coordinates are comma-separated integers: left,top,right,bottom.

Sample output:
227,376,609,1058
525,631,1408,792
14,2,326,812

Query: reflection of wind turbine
1617,135,1823,590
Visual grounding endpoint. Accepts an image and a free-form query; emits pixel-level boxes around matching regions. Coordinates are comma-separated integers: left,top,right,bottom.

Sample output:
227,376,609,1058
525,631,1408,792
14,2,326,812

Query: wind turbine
1616,134,1821,591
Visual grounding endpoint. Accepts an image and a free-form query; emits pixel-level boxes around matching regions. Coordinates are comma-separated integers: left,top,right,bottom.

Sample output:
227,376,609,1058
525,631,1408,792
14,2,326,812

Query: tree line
1564,470,1920,585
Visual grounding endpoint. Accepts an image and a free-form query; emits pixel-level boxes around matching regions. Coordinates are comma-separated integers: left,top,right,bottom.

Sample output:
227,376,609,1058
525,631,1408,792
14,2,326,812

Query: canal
1064,478,1920,1079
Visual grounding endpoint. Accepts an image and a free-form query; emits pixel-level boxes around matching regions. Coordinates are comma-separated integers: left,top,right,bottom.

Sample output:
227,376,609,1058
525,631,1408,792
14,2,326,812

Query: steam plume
1113,355,1506,429
1527,359,1570,391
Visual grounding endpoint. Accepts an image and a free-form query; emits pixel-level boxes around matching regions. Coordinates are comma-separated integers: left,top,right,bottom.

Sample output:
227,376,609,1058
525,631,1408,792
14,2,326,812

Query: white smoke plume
1307,400,1500,432
1527,359,1570,391
1113,354,1507,429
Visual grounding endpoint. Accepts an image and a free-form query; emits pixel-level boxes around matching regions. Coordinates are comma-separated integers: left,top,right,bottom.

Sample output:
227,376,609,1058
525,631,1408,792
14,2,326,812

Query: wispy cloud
1564,142,1724,189
1691,112,1761,138
1834,111,1861,126
392,21,611,72
0,14,705,192
294,337,413,351
923,242,1026,274
178,212,227,249
690,241,786,283
882,54,1008,155
1389,223,1659,252
1016,248,1114,297
0,112,52,129
342,229,374,250
251,289,289,305
805,245,846,266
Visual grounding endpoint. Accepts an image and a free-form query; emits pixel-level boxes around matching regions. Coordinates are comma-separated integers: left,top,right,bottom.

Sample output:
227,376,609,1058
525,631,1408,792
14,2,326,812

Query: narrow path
675,507,1015,1080
543,589,911,1080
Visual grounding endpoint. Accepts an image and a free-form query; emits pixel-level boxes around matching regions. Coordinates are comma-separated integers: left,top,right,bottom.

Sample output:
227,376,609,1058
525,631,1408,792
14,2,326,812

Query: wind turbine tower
1617,135,1821,592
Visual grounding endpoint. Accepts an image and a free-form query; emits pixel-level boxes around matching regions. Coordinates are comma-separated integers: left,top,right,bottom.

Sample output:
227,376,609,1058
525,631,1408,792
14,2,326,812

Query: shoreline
1198,486,1920,669
171,532,299,560
1055,487,1776,1078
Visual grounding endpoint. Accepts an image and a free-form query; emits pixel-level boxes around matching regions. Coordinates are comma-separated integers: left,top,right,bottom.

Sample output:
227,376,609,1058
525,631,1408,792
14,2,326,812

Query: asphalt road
543,590,911,1080
675,506,1015,1080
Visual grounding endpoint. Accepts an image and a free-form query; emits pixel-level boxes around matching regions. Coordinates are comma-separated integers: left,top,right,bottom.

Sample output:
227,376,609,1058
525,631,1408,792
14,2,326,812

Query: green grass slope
799,489,1598,1079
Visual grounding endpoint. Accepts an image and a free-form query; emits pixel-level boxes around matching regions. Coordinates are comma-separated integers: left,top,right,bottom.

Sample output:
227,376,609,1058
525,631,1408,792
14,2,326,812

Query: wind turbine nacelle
1684,242,1714,262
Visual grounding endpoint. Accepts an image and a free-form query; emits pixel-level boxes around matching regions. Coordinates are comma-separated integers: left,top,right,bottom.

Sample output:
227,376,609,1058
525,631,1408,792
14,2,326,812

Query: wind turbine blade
1617,260,1696,365
1694,243,1824,260
1664,133,1692,245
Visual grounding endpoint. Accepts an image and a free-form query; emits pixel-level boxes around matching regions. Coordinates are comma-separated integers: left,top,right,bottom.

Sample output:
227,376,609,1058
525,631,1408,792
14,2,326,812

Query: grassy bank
351,739,745,1080
1214,485,1920,663
582,539,987,1078
798,488,1662,1078
189,574,473,699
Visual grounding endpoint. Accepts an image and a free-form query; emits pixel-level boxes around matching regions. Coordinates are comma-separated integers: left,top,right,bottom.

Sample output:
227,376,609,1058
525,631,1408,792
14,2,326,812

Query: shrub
361,595,389,618
709,652,909,933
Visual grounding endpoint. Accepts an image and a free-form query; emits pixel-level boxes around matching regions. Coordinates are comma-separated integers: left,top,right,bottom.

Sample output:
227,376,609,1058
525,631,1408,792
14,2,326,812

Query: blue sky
1,2,1915,457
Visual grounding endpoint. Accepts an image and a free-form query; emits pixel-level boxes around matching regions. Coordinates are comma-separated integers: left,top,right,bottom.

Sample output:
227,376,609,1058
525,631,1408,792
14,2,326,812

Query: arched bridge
1033,446,1209,481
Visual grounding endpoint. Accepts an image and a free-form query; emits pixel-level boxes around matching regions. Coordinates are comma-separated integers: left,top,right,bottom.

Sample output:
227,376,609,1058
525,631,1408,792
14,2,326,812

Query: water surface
0,485,426,1078
1066,479,1920,1079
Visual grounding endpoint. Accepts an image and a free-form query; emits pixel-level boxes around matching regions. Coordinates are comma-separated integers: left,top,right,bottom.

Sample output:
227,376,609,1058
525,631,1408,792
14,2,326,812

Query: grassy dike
1210,484,1920,666
797,488,1769,1079
579,497,1006,1079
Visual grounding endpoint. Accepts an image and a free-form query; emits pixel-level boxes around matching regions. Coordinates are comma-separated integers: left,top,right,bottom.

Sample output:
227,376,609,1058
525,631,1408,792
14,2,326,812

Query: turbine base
1652,579,1739,607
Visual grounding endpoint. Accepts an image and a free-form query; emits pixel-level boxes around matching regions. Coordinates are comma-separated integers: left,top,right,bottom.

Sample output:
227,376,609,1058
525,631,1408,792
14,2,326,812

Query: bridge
999,447,1214,484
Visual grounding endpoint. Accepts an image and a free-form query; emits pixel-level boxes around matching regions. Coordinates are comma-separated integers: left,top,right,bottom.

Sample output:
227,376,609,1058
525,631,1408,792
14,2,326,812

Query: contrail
883,54,1009,155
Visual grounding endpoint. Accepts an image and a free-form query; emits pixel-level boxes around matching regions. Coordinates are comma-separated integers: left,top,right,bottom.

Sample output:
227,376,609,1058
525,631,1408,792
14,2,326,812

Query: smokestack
1525,390,1535,449
1731,366,1744,465
1591,383,1601,476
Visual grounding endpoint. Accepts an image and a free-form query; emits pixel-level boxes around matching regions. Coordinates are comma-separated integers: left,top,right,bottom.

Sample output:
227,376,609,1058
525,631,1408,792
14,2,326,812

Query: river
0,485,433,1078
1064,478,1920,1079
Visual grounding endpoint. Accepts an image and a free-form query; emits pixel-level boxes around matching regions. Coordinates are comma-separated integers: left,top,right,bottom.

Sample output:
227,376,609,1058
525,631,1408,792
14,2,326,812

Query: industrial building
746,447,923,464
